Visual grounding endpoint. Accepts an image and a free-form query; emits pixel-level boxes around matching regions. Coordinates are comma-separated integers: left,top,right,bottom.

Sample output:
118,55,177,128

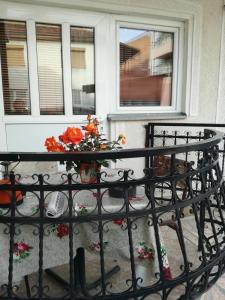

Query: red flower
17,242,29,251
60,127,83,145
113,219,125,226
45,137,65,152
56,224,69,238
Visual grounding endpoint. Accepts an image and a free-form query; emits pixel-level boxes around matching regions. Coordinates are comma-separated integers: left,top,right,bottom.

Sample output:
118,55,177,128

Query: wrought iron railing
0,127,225,300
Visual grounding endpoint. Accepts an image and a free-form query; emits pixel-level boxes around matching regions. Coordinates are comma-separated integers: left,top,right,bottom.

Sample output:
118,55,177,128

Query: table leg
24,275,31,298
45,247,120,296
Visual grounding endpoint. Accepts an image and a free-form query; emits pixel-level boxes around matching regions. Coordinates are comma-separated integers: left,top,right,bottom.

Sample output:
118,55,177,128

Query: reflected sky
120,28,146,43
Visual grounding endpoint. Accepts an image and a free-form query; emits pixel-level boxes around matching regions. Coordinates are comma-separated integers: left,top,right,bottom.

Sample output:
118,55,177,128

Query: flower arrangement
45,114,126,176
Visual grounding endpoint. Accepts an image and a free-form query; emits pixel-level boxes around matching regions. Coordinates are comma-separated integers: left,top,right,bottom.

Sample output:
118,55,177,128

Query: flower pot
79,162,101,184
0,178,23,208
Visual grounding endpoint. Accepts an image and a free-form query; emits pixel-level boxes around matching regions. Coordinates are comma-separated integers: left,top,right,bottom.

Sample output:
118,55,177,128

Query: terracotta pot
79,162,101,184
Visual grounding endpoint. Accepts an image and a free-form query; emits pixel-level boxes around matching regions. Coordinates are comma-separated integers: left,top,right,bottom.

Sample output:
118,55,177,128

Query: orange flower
84,123,98,135
45,137,65,152
60,127,83,145
118,134,126,145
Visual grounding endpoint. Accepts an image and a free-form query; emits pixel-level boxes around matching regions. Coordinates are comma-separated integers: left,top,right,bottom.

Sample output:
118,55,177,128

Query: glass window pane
120,27,173,107
0,20,31,115
36,23,64,115
70,26,95,115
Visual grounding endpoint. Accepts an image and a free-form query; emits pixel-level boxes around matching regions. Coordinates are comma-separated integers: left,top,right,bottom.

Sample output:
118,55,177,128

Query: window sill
107,112,187,121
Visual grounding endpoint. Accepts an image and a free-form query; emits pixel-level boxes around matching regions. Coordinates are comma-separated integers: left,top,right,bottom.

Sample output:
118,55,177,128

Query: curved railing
0,128,225,300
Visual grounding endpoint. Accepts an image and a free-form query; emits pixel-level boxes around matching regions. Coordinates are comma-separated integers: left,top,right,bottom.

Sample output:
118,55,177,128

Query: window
70,26,95,115
36,23,64,115
119,26,174,109
0,2,200,125
0,20,31,115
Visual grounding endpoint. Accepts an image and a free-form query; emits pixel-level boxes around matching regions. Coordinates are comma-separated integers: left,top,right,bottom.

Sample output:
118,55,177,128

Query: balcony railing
0,127,225,300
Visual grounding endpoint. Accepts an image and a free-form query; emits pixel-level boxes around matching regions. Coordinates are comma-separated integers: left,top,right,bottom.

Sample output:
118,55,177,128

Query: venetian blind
0,20,31,115
36,23,64,115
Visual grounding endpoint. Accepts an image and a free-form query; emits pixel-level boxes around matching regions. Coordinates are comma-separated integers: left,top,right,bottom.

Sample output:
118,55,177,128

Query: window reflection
120,27,173,107
70,26,95,115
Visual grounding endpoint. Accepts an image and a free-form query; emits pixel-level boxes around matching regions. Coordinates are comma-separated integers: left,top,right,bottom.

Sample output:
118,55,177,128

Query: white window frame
0,1,104,125
114,18,183,114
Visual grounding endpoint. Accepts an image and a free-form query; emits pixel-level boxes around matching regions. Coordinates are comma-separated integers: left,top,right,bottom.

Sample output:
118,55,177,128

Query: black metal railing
0,128,225,300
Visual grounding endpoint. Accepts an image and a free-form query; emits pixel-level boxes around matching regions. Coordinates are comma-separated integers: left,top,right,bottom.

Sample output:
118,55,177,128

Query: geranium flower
45,137,65,152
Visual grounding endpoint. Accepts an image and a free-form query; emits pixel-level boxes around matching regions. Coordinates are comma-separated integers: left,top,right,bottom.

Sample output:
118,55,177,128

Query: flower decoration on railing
44,114,126,182
13,242,32,263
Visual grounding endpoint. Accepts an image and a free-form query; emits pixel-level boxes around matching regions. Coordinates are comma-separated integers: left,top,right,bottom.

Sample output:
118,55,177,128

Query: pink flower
17,242,29,251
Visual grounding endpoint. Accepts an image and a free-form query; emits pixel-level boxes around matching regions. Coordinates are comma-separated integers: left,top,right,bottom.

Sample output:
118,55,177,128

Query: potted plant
44,114,126,183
